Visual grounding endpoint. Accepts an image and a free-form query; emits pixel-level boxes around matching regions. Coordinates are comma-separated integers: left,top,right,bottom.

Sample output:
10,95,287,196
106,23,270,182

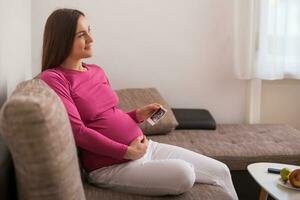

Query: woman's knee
219,162,231,177
169,160,196,194
212,161,232,182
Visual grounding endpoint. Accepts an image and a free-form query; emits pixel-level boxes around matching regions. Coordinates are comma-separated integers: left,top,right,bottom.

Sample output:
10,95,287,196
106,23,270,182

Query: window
234,0,300,80
257,0,300,79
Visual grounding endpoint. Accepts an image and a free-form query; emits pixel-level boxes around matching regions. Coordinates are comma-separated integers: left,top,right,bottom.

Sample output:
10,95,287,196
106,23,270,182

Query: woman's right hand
124,135,148,160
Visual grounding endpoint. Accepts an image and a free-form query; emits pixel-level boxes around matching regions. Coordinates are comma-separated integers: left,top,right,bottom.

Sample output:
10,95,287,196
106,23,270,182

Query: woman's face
69,15,93,60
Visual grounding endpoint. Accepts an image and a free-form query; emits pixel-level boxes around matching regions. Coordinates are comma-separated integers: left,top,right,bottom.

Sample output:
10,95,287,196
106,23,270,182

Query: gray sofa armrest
0,79,85,200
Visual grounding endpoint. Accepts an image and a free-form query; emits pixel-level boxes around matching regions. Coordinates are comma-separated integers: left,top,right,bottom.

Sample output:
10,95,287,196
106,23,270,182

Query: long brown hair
41,8,84,71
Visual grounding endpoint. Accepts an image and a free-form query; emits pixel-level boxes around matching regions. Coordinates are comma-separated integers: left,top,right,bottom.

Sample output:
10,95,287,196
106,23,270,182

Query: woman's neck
61,58,85,71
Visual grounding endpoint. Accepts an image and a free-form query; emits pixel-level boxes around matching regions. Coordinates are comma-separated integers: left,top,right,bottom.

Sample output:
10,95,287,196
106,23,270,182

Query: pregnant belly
86,107,143,145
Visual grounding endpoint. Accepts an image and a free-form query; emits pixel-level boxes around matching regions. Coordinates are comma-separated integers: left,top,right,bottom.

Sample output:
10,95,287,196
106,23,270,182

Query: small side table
247,162,300,200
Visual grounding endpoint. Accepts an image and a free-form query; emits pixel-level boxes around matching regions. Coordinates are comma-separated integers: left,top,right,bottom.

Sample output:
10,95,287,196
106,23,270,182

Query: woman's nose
86,32,93,43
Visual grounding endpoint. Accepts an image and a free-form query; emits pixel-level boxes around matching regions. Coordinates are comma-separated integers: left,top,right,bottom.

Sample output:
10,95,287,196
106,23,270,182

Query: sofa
1,79,300,200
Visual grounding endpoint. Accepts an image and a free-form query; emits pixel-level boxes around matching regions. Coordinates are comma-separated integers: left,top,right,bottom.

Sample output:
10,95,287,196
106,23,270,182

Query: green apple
280,168,291,182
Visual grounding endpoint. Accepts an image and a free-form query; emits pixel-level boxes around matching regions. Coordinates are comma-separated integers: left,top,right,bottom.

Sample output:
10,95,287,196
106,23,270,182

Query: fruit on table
289,169,300,188
280,168,291,182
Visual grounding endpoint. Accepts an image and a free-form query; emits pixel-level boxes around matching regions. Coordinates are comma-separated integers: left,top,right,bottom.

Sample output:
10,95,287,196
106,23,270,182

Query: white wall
31,0,247,123
0,0,31,104
261,80,300,130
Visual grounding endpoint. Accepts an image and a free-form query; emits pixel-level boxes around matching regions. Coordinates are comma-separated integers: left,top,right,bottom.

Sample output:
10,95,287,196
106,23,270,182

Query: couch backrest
0,79,86,200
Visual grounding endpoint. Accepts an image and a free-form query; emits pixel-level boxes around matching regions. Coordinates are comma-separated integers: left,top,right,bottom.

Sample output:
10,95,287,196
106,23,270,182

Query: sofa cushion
172,108,216,130
0,79,85,200
148,124,300,170
83,182,232,200
116,88,178,135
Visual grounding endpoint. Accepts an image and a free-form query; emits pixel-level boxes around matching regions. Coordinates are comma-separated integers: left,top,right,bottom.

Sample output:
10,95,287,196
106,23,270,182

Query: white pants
88,140,238,200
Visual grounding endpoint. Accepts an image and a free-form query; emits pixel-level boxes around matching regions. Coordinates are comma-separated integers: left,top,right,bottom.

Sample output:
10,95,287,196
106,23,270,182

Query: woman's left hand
136,103,161,122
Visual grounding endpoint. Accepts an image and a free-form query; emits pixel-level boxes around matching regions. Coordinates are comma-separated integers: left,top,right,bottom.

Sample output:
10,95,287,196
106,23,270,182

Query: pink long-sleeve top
39,63,143,173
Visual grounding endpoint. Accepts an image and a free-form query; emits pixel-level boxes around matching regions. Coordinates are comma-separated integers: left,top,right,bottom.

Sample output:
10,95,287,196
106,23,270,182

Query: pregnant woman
39,8,238,199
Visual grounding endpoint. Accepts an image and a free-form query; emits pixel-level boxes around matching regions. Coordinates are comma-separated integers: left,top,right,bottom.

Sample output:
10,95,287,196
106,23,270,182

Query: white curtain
234,0,300,80
234,0,260,79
